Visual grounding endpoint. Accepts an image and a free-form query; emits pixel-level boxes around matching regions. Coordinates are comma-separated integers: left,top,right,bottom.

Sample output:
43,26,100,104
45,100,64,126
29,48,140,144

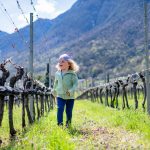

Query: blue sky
0,0,77,33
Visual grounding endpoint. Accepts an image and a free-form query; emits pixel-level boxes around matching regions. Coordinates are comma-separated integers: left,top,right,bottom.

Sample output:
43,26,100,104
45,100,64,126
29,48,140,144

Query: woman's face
58,59,70,71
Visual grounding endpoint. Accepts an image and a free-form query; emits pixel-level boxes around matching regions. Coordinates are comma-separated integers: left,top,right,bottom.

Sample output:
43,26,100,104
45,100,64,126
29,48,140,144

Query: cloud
17,13,30,28
16,0,58,30
35,0,59,19
18,14,29,22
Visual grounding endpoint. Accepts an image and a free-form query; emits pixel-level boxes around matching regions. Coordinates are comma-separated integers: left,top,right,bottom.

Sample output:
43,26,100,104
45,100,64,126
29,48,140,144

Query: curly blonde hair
56,59,79,72
68,59,79,72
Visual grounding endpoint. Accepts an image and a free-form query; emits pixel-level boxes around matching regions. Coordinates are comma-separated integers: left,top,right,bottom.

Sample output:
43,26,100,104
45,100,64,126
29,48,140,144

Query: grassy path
1,100,150,149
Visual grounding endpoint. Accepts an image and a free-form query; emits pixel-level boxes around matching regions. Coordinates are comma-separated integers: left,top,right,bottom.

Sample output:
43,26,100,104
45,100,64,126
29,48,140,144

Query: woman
53,54,79,127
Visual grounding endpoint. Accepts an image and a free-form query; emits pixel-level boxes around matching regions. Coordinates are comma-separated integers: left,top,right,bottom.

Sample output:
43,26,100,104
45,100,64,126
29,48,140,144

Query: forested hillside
0,0,147,79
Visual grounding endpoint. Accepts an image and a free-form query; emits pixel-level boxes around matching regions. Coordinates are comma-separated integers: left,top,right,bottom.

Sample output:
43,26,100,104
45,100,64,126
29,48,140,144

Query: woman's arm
69,74,78,93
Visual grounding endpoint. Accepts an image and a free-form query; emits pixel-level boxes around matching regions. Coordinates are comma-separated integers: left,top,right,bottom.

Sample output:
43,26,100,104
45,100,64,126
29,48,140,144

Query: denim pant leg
66,99,74,125
57,97,66,125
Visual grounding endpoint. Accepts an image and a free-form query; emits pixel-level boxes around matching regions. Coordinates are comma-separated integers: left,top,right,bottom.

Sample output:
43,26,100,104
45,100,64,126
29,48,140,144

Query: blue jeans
57,97,74,126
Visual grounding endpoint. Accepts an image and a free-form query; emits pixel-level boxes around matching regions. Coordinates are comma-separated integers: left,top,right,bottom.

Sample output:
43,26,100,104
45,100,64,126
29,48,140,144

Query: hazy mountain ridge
0,18,52,54
0,31,9,39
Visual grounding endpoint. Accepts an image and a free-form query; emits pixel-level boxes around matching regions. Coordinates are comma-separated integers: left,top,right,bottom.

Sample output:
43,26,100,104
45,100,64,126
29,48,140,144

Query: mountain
1,0,148,80
0,31,9,39
0,18,52,53
43,0,146,79
53,0,145,78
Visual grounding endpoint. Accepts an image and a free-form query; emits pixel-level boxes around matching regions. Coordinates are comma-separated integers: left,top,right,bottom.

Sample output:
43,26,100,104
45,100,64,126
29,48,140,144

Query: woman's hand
51,89,57,97
66,91,70,96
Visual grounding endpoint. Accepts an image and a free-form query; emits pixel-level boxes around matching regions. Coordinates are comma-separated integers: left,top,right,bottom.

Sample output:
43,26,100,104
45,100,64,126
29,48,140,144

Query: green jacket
53,70,78,99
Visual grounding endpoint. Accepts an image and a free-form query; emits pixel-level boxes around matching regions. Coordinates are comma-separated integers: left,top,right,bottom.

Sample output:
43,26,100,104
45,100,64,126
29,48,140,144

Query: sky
0,0,77,33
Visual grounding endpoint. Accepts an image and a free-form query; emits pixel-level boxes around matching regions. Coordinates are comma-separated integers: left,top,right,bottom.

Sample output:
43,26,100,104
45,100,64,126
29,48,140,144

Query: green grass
1,97,150,149
0,105,75,150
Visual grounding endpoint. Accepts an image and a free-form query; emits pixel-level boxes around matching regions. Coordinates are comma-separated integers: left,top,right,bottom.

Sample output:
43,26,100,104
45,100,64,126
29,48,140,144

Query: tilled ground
72,120,148,150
